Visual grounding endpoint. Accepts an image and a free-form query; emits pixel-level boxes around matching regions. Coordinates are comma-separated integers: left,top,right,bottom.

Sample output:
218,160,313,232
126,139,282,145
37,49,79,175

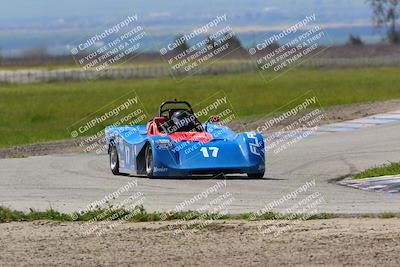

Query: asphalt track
0,122,399,215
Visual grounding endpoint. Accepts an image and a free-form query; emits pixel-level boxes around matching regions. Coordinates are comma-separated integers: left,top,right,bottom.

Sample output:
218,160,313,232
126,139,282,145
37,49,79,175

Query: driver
170,110,203,132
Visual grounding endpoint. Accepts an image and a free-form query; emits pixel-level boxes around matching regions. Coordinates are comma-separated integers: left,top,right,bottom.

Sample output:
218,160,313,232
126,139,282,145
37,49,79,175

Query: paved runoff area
0,112,400,215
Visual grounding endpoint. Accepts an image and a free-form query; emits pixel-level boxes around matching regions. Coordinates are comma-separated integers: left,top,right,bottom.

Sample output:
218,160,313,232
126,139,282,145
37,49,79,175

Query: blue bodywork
105,123,265,177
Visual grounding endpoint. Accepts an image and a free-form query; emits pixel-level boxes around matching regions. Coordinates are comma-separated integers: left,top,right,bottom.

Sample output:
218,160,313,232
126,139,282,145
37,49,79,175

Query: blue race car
105,100,265,178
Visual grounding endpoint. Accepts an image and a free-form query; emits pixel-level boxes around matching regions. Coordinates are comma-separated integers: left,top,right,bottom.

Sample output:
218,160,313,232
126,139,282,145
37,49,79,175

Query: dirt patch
1,219,399,266
0,138,82,159
1,99,400,159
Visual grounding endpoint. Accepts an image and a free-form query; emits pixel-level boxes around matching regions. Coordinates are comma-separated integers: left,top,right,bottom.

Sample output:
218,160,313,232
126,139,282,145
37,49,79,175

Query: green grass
0,205,336,223
380,212,397,219
360,212,398,219
0,59,250,71
0,207,72,222
0,67,400,147
0,60,166,71
4,206,399,224
353,162,400,180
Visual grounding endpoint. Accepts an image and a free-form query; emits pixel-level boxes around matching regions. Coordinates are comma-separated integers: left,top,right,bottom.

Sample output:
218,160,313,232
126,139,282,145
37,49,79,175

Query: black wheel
247,172,264,178
109,141,120,175
145,145,154,178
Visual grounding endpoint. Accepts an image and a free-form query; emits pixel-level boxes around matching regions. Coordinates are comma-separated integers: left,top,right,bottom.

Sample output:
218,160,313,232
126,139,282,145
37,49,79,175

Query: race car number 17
200,147,219,158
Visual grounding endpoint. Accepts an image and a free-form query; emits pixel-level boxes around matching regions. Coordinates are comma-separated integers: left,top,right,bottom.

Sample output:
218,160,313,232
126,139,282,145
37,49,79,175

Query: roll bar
159,99,193,116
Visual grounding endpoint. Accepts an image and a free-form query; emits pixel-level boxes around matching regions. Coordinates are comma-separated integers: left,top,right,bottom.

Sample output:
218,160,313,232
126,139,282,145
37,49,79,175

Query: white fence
0,61,255,84
1,56,399,84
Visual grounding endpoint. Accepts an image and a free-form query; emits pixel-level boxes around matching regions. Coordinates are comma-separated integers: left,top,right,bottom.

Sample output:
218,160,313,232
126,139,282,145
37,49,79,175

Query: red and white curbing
339,175,400,194
316,110,400,133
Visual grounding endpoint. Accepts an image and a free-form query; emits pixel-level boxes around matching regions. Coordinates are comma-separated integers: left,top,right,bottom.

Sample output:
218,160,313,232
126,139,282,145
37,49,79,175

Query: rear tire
247,172,264,178
109,141,120,175
145,145,154,178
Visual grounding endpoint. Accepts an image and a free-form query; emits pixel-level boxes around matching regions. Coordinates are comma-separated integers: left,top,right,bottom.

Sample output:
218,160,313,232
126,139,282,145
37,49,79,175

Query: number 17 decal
200,147,219,158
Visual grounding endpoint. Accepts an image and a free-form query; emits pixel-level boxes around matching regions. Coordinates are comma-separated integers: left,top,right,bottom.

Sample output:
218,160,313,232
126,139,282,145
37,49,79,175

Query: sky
0,0,371,26
0,0,378,55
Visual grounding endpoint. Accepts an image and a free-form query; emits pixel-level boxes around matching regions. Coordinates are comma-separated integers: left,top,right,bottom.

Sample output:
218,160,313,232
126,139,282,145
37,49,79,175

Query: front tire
109,141,120,175
145,145,154,178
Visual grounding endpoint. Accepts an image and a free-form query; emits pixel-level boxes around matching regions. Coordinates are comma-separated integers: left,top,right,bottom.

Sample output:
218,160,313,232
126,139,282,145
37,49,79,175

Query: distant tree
22,43,49,58
347,34,364,45
366,0,400,43
267,41,280,51
206,36,217,50
0,46,2,65
173,34,189,54
216,32,243,53
226,34,242,50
